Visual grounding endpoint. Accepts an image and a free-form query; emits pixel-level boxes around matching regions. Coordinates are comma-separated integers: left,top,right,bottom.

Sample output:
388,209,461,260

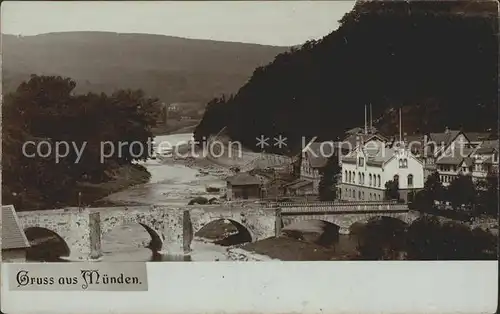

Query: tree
423,171,445,204
318,157,341,201
2,75,159,210
446,174,476,209
384,180,399,200
405,216,443,260
476,170,498,216
356,217,407,260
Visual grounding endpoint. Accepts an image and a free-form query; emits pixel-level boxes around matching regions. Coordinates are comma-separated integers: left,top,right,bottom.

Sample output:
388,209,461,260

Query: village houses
420,128,498,186
283,104,497,201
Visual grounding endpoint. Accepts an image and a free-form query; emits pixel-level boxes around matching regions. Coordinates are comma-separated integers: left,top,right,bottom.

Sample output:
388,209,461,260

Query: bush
188,197,209,205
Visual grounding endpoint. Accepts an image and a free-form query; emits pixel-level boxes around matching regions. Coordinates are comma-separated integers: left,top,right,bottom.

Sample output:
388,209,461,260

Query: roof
282,179,313,190
428,130,461,148
304,142,338,168
342,133,387,152
345,127,364,135
341,141,396,167
461,157,474,167
475,140,499,155
436,147,474,165
226,172,261,186
465,132,491,142
2,205,30,250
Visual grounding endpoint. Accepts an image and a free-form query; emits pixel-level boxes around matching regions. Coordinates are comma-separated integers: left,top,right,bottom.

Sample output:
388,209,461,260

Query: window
358,191,362,199
369,174,372,186
394,175,399,188
399,158,408,168
358,172,361,184
358,157,365,167
407,174,413,187
377,175,381,187
345,171,348,182
362,173,365,185
362,191,365,199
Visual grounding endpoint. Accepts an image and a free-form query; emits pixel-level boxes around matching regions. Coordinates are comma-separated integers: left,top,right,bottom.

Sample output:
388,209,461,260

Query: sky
1,1,357,46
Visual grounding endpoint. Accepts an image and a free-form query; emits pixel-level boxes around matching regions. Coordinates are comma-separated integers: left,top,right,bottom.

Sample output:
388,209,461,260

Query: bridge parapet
275,201,399,208
279,204,409,214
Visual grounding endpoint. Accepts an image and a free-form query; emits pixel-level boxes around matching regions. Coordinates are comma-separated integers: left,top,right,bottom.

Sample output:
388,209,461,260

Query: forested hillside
2,32,289,105
195,1,498,153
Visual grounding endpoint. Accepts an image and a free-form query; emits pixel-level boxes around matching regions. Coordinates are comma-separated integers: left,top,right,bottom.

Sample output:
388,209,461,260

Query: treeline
410,171,498,217
2,75,161,210
356,215,497,260
195,1,498,153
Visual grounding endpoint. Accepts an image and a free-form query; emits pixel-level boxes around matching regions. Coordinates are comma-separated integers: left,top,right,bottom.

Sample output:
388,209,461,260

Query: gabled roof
428,130,462,148
474,140,499,155
342,133,388,152
2,205,30,250
282,179,313,190
436,147,474,165
304,141,341,169
226,172,261,186
465,132,491,142
341,141,397,167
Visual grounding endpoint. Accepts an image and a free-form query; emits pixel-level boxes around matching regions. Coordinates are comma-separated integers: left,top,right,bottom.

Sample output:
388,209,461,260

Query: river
27,133,357,262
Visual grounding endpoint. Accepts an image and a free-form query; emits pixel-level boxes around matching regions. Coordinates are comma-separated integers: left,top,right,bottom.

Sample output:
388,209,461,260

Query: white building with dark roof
339,137,424,202
2,205,31,262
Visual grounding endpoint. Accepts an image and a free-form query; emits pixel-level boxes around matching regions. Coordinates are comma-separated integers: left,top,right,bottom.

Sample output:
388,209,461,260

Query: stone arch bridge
17,202,416,260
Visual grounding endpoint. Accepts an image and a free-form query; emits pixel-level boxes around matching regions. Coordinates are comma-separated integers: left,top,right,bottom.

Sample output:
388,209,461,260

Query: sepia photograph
1,0,498,265
1,1,498,313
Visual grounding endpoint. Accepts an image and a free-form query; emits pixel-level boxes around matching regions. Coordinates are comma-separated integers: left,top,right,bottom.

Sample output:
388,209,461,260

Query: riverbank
80,164,151,207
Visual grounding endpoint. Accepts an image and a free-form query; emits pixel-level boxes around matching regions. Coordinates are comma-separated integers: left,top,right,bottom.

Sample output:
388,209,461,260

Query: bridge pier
159,209,192,257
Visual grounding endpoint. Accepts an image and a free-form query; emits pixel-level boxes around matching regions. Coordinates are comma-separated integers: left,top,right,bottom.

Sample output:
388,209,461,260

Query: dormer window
358,157,364,167
399,158,408,168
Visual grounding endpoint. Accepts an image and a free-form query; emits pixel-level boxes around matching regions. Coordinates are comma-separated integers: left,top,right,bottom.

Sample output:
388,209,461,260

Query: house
422,128,498,185
282,179,315,196
471,140,499,182
226,172,262,201
2,205,30,262
435,147,475,186
300,141,346,194
339,138,425,203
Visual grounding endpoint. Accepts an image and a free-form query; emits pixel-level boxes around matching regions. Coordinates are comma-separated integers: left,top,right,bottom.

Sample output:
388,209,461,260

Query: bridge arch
24,227,71,261
194,218,253,245
348,215,410,232
282,219,341,247
101,221,164,252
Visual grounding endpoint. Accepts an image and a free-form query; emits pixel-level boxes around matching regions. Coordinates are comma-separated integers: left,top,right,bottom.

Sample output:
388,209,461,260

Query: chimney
399,107,402,145
364,105,367,134
369,103,373,133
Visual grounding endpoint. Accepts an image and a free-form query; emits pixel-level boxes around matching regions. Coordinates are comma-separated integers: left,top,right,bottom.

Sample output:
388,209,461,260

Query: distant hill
2,32,289,105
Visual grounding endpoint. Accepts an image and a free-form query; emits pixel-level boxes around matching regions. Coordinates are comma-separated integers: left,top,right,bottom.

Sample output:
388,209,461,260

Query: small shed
226,172,262,201
2,205,31,262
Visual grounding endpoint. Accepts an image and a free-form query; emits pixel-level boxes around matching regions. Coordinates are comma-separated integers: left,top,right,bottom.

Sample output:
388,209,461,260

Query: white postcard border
1,261,498,314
